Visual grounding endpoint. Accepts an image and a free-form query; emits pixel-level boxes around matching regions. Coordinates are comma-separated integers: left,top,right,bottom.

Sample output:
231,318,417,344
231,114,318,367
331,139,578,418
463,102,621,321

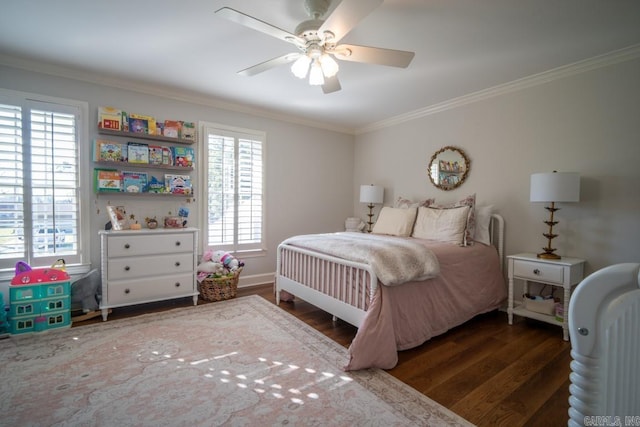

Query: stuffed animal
197,259,224,275
199,249,244,274
216,250,244,272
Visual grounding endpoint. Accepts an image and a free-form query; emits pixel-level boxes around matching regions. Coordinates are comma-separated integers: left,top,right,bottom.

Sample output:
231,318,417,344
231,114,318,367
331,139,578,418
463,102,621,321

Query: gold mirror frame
428,146,470,191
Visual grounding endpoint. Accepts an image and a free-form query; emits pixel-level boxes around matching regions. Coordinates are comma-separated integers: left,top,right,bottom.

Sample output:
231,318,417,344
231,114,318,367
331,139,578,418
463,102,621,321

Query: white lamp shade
291,55,311,79
309,60,325,85
320,54,339,78
360,185,384,204
530,172,580,202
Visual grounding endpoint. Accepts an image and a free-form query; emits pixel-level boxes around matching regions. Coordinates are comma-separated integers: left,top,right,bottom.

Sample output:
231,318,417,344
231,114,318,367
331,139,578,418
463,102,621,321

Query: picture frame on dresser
106,205,129,230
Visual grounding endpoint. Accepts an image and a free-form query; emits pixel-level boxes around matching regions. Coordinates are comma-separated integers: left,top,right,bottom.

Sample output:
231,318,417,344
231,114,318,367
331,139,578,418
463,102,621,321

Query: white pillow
474,205,494,246
372,207,417,237
432,193,476,245
412,206,470,244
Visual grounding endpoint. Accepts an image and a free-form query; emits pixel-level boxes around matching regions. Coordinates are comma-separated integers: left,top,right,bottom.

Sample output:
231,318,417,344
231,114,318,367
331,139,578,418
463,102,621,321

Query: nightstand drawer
513,259,564,284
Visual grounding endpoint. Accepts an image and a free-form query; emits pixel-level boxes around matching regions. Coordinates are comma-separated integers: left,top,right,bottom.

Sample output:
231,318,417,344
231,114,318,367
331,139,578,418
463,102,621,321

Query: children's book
128,117,149,134
94,169,121,192
148,145,164,165
163,120,182,138
162,147,172,165
181,121,196,141
147,175,165,193
171,146,195,168
98,106,123,131
127,142,149,164
122,171,148,193
165,174,192,195
129,113,156,135
94,139,122,162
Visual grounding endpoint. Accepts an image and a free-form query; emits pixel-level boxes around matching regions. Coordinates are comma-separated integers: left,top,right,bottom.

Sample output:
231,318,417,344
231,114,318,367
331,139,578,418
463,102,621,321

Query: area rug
0,295,472,427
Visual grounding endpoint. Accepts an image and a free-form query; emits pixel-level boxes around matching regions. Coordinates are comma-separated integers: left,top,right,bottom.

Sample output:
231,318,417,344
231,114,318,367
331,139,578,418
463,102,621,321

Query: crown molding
0,54,354,135
356,43,640,135
3,44,639,137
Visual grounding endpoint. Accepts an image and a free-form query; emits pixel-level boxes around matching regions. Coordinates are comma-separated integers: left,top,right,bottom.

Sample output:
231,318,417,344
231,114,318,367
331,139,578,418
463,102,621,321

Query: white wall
2,54,639,291
0,65,355,287
354,56,640,276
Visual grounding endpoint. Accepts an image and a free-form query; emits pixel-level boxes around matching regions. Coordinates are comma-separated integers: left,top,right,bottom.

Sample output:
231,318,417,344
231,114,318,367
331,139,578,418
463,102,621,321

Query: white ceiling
1,0,640,133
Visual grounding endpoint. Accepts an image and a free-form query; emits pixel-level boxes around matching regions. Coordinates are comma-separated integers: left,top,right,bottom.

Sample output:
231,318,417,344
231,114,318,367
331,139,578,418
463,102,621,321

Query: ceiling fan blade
238,53,300,77
215,7,304,46
322,75,341,94
319,0,383,43
332,44,415,68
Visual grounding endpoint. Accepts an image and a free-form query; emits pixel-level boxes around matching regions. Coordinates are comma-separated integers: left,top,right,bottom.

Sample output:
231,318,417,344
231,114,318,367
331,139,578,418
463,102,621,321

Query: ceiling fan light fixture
319,54,339,78
291,55,311,79
309,60,325,85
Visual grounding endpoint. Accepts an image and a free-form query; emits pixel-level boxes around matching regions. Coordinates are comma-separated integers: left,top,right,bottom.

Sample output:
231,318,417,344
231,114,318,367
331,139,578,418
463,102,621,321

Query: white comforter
282,232,440,286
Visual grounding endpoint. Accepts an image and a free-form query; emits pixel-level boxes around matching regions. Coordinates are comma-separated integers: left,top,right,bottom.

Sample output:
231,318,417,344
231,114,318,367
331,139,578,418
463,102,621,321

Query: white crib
568,263,640,426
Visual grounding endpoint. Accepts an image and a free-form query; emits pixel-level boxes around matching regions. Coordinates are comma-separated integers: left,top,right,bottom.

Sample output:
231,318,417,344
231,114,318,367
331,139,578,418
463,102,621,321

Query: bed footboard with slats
276,245,377,328
276,214,505,329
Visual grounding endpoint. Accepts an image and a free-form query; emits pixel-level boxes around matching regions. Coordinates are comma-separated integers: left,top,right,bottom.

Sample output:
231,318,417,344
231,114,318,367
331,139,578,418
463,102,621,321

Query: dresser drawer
513,259,564,285
107,233,194,257
107,253,194,280
106,273,195,305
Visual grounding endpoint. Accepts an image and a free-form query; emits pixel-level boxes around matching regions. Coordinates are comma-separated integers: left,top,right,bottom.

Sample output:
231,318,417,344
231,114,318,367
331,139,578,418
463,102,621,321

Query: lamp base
537,251,561,260
366,203,375,233
537,202,562,260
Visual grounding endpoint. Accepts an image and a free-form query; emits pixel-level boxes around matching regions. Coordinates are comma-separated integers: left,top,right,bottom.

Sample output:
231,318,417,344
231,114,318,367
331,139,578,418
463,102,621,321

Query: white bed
276,206,506,370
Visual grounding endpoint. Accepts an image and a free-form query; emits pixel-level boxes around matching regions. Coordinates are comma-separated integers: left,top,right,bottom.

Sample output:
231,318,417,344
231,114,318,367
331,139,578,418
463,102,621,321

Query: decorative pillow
372,207,418,237
474,205,494,246
394,197,435,209
412,205,470,244
432,193,476,245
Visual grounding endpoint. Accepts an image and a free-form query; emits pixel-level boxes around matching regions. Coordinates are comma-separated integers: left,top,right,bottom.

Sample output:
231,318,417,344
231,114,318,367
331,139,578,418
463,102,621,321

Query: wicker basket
198,268,242,302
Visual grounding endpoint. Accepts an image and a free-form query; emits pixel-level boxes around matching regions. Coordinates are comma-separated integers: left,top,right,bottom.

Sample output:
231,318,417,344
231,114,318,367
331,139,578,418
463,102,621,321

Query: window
0,89,89,273
201,123,264,253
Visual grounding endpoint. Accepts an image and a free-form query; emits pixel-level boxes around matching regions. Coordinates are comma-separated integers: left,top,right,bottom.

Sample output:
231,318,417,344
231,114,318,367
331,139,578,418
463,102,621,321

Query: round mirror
428,146,470,191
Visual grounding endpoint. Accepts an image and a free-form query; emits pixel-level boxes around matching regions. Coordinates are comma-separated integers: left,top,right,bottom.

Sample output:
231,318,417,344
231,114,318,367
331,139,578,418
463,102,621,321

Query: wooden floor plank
75,285,572,426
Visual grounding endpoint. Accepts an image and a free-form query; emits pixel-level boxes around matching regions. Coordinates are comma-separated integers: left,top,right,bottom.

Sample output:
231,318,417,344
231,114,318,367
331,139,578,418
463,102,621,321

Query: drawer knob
124,243,130,249
124,288,130,294
124,266,130,271
175,282,181,288
533,268,541,275
175,241,181,246
175,261,180,267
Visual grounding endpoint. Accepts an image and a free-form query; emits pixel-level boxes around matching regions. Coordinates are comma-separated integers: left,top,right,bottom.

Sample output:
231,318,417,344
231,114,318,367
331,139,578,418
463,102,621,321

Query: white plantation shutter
0,104,24,263
203,124,264,252
0,91,86,271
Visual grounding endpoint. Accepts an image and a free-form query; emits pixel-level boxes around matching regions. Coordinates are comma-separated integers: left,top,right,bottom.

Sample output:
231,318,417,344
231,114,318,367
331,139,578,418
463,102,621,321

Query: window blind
0,98,82,270
204,125,264,252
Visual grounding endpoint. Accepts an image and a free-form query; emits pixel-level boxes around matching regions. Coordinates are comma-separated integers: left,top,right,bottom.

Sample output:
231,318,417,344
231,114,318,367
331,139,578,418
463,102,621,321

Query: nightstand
507,253,585,340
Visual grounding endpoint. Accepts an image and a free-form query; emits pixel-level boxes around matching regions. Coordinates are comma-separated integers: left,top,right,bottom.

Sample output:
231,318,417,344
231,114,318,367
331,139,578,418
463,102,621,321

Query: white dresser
99,227,199,320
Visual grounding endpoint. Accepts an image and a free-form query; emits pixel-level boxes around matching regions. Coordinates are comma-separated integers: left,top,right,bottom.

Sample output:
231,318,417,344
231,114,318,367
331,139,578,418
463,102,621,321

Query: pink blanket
345,240,506,371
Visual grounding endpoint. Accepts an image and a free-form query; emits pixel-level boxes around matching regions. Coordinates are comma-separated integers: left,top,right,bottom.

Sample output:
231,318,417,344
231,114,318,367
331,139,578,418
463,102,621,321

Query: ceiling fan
215,0,415,94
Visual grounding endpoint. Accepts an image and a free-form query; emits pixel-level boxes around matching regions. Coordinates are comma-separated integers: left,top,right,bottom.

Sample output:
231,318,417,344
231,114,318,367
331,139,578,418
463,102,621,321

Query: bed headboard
489,213,505,272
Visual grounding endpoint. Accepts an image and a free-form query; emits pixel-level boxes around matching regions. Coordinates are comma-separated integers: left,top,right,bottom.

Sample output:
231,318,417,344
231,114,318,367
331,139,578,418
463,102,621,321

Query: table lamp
359,184,384,233
530,171,580,259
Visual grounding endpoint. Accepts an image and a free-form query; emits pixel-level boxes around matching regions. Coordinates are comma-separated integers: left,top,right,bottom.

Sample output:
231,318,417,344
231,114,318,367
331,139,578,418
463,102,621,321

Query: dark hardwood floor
75,284,572,426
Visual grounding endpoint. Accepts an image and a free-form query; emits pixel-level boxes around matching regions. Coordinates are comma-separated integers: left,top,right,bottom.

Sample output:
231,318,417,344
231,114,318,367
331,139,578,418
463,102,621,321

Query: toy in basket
196,249,244,302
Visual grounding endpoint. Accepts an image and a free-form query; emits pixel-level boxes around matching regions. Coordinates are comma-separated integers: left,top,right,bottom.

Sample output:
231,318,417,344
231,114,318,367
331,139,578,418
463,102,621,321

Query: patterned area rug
0,295,472,426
